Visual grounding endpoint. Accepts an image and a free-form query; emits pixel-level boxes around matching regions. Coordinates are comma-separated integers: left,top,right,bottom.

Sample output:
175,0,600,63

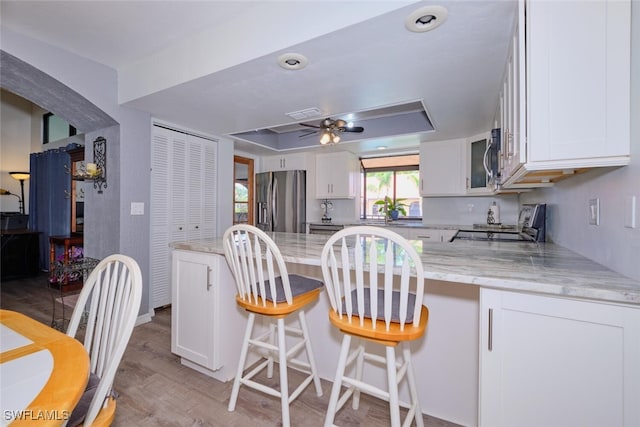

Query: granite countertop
171,232,640,306
314,221,464,229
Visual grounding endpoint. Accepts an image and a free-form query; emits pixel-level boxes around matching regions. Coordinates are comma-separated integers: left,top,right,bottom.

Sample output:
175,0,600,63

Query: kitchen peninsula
170,232,640,427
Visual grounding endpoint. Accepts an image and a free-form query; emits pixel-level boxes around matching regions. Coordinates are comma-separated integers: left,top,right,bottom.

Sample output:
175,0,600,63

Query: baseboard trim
135,311,153,326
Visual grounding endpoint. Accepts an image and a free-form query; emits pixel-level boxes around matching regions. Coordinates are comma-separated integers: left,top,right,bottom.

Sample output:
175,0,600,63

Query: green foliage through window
360,156,421,219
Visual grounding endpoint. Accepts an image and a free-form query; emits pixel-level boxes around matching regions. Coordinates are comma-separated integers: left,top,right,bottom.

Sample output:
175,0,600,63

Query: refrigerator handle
257,202,267,225
257,202,263,224
272,176,278,228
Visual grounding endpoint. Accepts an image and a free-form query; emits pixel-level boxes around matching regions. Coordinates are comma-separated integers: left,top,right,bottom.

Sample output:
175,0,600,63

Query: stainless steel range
308,223,344,235
453,204,546,242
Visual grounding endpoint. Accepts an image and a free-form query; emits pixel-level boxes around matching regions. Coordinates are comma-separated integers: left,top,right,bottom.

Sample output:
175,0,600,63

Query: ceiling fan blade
343,126,364,133
299,123,320,129
298,130,318,138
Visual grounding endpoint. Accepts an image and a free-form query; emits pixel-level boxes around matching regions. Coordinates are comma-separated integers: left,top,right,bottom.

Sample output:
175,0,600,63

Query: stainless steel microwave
484,128,501,185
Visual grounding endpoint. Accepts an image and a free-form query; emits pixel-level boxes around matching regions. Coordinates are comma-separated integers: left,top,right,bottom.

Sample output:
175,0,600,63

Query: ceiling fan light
320,132,331,145
332,134,341,144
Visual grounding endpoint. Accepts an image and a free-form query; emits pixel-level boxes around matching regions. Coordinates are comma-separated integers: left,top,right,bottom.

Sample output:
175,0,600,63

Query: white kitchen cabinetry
500,0,631,189
479,288,640,427
419,139,466,196
150,125,217,308
499,2,525,185
315,151,359,199
384,226,409,239
171,250,245,381
406,228,457,242
261,152,308,172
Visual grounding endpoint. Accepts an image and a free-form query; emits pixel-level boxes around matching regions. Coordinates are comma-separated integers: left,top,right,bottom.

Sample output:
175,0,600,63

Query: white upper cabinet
419,139,466,196
315,151,359,199
500,0,631,189
499,3,526,185
261,152,309,172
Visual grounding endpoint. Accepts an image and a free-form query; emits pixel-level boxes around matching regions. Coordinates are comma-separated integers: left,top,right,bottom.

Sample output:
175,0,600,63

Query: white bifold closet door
150,124,217,309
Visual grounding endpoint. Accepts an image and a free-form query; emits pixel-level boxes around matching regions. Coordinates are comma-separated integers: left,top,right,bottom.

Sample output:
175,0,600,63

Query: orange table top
0,310,89,426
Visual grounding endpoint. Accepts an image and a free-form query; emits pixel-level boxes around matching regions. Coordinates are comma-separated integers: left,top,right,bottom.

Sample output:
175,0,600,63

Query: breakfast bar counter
171,231,640,305
170,232,640,427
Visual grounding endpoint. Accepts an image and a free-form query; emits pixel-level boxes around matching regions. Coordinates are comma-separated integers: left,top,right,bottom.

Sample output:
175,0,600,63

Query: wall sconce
8,171,30,214
90,136,107,193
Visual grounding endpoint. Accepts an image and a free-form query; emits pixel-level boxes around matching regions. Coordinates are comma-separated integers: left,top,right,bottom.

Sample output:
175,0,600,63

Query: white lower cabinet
171,250,244,381
407,228,457,242
479,288,640,427
385,226,409,239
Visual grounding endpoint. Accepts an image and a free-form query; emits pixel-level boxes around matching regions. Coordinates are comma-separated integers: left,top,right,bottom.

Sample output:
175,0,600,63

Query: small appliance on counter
454,204,546,242
320,199,333,223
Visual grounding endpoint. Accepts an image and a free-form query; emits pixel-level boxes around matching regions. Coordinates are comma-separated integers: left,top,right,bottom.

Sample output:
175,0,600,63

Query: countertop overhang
171,232,640,306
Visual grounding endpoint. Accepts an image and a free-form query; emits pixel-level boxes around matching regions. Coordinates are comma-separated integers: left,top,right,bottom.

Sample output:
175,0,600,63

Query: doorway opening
233,156,254,225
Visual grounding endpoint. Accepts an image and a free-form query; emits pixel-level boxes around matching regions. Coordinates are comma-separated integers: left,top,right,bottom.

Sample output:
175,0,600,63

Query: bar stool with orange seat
222,224,324,427
320,226,429,427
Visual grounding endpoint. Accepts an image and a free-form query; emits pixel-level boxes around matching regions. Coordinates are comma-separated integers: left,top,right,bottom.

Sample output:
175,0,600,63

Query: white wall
1,28,154,316
0,89,32,213
521,3,640,282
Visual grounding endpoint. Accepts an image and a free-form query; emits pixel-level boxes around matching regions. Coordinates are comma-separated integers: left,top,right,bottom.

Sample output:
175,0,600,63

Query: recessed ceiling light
376,145,387,150
277,53,308,70
405,5,448,33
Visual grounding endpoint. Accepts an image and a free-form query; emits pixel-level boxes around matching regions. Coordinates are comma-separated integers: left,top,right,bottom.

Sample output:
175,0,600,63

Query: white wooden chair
66,254,143,427
223,224,323,427
320,226,428,427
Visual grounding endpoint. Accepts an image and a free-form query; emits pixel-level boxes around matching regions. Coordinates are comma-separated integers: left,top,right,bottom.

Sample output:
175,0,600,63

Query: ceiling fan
299,118,364,145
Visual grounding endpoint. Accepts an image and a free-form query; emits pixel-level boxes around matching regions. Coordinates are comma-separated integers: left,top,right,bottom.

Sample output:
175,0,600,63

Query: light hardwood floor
1,273,462,427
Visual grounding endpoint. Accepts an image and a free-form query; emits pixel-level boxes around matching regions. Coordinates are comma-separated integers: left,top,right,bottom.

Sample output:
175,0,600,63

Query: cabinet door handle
206,266,212,291
488,308,494,352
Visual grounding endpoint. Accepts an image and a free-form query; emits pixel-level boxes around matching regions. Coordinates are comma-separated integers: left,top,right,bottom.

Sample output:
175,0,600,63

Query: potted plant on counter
374,196,408,221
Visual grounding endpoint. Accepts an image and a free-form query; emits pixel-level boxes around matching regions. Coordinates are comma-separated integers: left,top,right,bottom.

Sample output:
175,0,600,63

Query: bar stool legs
227,310,322,427
323,338,425,427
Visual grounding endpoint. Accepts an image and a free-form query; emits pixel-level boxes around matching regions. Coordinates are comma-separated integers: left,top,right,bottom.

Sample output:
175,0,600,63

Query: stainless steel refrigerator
256,170,306,233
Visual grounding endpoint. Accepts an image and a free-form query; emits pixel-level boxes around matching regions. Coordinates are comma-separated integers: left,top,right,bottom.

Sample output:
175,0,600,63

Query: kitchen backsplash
307,195,522,226
421,195,520,225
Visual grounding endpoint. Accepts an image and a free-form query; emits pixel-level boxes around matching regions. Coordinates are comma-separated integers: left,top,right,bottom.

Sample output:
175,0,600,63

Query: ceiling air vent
285,107,323,121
